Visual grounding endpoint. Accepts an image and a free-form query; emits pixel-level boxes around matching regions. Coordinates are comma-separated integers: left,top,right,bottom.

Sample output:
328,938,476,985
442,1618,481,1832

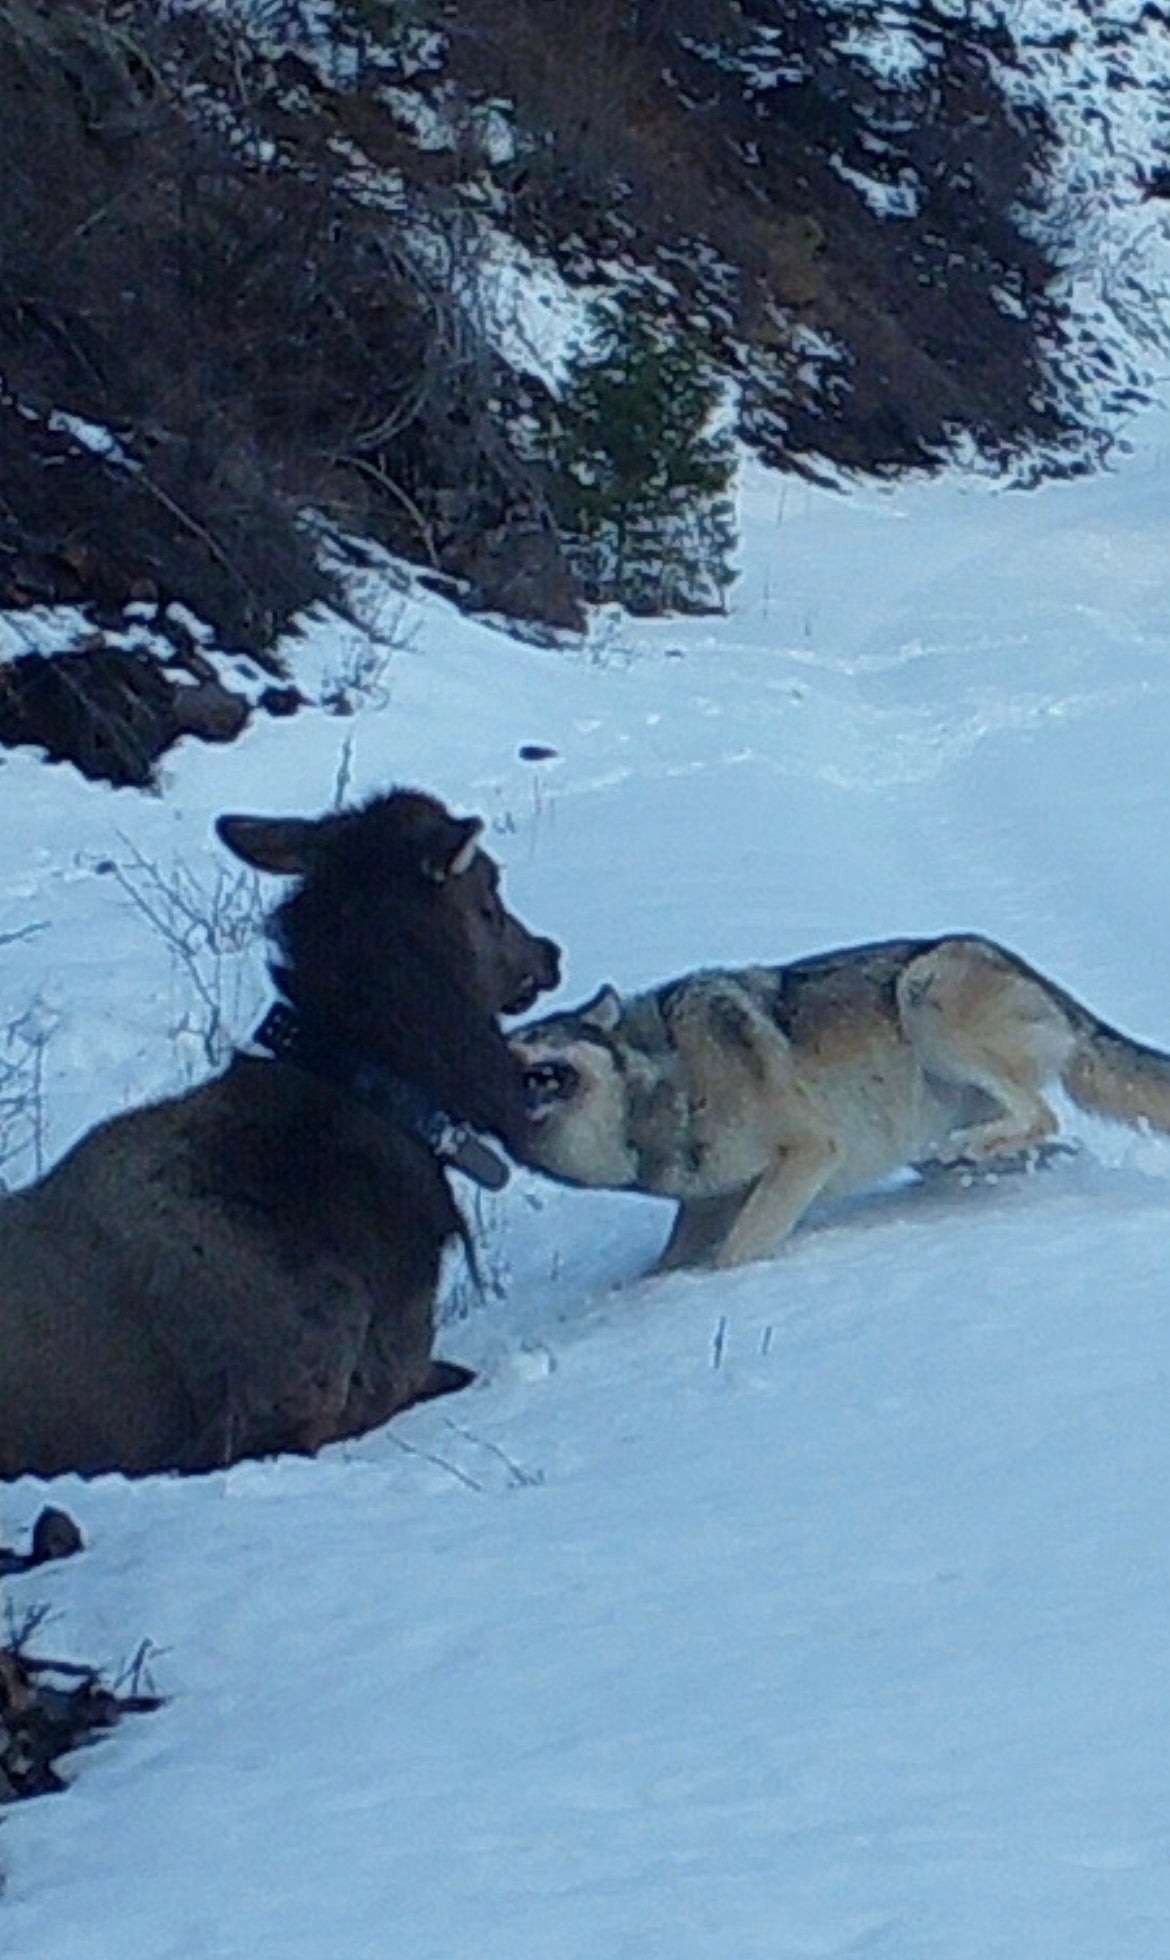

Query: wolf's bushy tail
1063,1022,1170,1135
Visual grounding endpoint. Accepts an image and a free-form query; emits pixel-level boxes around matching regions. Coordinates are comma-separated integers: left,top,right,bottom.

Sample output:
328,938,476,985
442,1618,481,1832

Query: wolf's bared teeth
523,1059,579,1107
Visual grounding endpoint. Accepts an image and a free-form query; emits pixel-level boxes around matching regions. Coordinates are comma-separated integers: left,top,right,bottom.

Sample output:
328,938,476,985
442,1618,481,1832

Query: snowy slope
6,411,1170,1956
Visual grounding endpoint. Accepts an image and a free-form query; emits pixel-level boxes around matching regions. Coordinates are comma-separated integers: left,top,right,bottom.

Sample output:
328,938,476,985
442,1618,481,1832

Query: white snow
7,399,1170,1955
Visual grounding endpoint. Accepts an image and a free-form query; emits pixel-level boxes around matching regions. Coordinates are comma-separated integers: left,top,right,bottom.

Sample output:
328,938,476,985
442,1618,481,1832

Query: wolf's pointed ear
216,814,317,876
423,816,483,883
581,985,623,1032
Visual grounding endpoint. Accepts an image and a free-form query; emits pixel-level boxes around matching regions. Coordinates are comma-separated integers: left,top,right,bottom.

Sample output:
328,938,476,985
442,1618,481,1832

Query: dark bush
0,0,581,659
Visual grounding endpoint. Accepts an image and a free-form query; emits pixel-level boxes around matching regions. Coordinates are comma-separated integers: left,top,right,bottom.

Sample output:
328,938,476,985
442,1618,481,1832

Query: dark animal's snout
533,935,562,995
500,931,560,1017
450,838,561,1019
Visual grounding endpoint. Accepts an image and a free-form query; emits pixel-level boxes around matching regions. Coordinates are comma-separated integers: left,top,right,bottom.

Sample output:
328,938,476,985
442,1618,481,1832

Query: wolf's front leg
654,1192,752,1273
712,1134,841,1269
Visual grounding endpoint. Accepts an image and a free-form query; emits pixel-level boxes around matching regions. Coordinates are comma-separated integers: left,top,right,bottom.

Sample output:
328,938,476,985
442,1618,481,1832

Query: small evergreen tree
547,296,737,615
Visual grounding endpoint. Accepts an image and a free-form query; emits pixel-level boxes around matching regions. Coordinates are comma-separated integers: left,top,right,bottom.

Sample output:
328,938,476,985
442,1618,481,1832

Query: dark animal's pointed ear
581,985,623,1032
422,816,483,883
215,814,317,876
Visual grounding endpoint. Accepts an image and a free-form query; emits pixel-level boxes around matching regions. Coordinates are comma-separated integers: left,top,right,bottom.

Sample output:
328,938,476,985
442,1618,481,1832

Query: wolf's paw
914,1139,1080,1185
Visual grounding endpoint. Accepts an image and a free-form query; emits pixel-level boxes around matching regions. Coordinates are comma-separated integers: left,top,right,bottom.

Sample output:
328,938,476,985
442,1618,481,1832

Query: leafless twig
111,840,266,1071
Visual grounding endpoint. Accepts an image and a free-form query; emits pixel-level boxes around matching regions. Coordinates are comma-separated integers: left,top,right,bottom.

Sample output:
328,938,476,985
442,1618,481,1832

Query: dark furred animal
0,790,560,1479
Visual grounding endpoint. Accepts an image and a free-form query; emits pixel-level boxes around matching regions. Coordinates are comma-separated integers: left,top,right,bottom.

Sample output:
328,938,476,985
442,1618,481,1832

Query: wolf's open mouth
523,1058,579,1112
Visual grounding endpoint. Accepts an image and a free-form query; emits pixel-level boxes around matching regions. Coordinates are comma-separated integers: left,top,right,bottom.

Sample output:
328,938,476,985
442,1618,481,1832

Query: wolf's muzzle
521,1057,580,1115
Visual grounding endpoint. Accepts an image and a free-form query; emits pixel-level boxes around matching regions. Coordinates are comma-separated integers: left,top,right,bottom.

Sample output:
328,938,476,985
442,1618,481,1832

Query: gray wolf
512,935,1170,1272
0,789,560,1478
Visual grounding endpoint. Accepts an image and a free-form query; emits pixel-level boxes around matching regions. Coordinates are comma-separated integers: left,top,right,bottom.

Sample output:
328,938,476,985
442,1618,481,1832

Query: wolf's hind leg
914,1138,1079,1182
925,1069,1060,1166
712,1133,841,1269
898,938,1072,1165
654,1193,750,1273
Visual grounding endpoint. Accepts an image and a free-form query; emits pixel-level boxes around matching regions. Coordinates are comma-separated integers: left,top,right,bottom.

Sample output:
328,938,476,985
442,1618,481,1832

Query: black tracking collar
249,1000,510,1191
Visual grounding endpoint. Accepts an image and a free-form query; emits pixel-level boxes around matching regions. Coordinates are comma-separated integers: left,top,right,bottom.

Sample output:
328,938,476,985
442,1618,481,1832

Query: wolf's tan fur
512,935,1170,1270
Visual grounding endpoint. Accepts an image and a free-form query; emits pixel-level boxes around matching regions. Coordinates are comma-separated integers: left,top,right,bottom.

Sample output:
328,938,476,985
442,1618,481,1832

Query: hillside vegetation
1,0,1167,714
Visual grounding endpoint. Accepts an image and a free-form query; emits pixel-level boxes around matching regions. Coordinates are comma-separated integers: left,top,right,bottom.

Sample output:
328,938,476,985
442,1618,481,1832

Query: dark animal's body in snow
0,789,560,1478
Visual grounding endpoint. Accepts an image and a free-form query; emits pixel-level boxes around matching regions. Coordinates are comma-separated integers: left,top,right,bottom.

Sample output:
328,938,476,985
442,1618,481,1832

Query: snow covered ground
6,406,1170,1956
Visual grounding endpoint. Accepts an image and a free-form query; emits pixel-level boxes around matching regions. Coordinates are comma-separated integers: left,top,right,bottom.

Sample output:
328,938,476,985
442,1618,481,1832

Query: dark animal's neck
269,966,529,1150
250,999,510,1190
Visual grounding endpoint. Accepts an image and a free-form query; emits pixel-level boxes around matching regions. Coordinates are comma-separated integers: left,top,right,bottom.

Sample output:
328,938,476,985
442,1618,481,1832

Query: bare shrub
0,995,53,1190
0,1605,162,1805
109,843,267,1075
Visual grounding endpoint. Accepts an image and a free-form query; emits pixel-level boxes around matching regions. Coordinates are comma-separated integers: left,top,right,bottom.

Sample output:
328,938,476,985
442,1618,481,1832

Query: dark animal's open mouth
505,977,544,1016
522,1058,580,1115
